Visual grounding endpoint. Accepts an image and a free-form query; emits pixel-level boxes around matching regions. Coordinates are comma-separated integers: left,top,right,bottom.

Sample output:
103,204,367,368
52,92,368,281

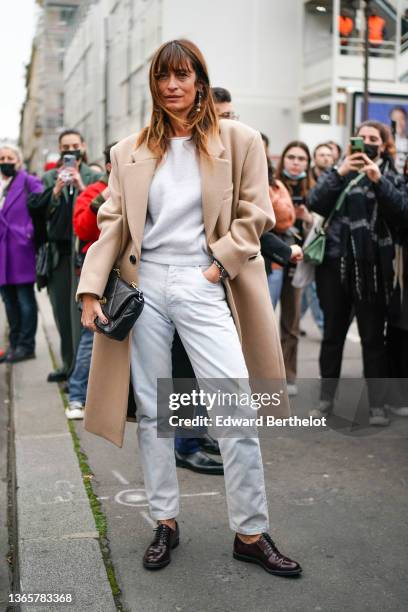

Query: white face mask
283,169,307,181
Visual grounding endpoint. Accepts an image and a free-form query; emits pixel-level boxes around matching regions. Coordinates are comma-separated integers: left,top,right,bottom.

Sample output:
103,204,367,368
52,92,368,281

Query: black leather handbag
35,242,51,290
95,268,144,341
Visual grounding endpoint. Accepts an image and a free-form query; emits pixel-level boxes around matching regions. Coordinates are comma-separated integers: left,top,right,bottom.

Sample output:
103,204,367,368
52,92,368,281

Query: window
60,7,76,25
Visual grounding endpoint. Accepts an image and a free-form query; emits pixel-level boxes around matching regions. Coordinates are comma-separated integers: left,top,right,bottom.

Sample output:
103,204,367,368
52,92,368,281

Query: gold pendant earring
196,91,202,113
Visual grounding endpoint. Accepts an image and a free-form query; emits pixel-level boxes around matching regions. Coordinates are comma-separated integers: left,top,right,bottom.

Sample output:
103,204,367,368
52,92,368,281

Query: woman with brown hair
78,40,301,575
274,141,314,395
308,120,407,425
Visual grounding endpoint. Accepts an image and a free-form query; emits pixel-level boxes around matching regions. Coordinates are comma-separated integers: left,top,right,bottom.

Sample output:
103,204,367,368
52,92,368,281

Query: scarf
338,172,395,304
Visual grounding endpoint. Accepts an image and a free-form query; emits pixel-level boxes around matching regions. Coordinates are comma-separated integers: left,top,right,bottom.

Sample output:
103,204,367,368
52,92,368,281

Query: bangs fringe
154,41,193,76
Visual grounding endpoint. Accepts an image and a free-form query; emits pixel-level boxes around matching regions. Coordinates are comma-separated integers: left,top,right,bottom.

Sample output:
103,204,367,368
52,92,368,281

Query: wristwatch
212,258,229,280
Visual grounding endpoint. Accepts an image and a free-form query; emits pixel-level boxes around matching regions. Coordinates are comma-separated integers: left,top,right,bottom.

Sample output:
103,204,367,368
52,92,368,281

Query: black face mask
0,163,17,178
364,143,380,161
60,149,82,162
72,149,83,161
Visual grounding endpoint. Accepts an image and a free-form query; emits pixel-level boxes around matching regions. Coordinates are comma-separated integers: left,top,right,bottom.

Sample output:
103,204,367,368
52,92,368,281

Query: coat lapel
200,133,231,242
123,143,158,255
122,132,231,253
2,172,24,216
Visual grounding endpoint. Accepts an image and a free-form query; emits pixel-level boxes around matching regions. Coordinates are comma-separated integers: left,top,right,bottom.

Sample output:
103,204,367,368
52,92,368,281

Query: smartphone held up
59,153,77,194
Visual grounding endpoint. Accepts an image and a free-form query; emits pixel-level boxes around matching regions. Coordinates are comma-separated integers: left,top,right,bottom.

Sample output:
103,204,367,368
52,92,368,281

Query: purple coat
0,171,43,286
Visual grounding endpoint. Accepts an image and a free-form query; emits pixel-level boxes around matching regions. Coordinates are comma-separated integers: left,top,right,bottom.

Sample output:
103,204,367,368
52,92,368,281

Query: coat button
129,255,137,264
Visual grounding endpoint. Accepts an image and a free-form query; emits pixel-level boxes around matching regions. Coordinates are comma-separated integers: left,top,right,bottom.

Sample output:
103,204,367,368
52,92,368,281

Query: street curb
11,294,117,612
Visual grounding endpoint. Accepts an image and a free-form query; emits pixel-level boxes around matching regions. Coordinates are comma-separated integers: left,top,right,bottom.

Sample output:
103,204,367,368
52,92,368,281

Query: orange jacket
338,15,353,37
269,180,296,233
368,15,385,43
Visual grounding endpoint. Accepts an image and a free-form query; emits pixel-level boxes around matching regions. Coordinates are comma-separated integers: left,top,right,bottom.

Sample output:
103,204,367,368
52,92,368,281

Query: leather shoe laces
152,524,173,547
261,533,278,555
260,533,290,566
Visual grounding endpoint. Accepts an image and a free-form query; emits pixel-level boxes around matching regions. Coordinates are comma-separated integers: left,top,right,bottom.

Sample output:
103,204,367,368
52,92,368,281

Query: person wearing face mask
308,120,408,426
0,145,43,363
274,142,315,396
63,142,117,419
32,130,101,383
298,144,334,336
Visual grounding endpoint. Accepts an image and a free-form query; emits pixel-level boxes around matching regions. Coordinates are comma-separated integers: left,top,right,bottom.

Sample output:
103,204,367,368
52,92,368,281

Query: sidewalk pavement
0,307,11,610
1,293,116,611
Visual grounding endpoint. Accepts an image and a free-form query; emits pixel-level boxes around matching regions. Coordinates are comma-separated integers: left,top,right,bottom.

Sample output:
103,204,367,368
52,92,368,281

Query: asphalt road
70,311,408,612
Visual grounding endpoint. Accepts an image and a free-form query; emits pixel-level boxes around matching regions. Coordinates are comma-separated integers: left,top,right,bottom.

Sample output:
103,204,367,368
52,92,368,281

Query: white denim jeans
130,260,269,534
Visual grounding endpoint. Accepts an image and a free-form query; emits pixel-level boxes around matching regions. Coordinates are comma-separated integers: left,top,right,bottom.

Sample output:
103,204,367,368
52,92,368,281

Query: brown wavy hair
137,40,219,159
356,120,397,159
276,140,315,199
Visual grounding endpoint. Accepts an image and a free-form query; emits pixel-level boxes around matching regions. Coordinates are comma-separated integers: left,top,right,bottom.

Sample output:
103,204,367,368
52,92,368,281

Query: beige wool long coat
77,119,290,447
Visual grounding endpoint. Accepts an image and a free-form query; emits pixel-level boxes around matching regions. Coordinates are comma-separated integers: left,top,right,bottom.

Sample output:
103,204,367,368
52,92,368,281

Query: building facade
20,0,83,173
22,1,408,167
300,0,408,151
63,0,302,163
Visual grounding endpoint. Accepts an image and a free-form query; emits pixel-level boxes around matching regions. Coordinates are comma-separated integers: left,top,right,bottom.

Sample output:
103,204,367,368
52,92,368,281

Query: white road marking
140,511,156,527
114,488,221,507
346,332,360,344
111,470,130,485
180,492,220,498
115,488,148,507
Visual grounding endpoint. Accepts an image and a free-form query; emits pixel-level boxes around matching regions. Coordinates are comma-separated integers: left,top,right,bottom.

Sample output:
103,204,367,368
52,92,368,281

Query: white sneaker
65,401,85,420
287,383,298,397
369,407,390,427
388,406,408,417
309,400,333,418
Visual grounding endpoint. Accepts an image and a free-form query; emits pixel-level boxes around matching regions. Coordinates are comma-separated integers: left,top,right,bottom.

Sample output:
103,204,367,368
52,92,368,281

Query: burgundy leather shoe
143,522,180,570
233,533,302,576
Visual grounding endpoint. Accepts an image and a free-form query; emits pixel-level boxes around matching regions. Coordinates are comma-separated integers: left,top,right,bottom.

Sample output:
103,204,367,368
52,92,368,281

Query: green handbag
304,173,364,265
303,226,326,265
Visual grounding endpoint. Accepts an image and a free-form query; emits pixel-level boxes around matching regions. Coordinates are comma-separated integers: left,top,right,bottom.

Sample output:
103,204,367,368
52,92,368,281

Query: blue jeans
69,327,94,404
175,437,200,454
0,283,37,353
301,281,324,330
267,269,284,308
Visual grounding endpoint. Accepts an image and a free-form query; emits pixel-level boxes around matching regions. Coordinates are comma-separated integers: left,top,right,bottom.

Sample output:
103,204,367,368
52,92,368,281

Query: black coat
260,231,292,273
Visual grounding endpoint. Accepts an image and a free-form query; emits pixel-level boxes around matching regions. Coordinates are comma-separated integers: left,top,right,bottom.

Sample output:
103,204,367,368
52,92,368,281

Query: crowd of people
1,88,408,446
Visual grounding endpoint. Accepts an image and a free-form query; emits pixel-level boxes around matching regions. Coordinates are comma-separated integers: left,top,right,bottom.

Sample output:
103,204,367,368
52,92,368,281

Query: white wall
162,0,302,155
64,0,303,158
299,122,347,154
